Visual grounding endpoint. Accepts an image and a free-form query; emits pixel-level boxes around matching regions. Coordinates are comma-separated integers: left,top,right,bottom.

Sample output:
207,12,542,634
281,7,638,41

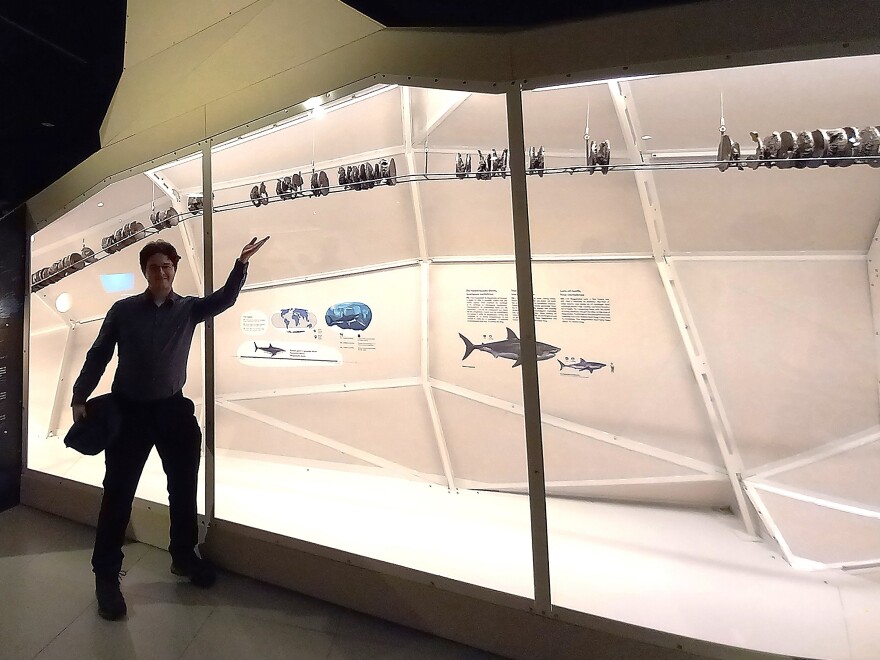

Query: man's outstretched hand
238,236,270,264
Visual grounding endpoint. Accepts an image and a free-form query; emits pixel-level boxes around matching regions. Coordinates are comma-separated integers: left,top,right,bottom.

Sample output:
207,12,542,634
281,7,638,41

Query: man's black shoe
171,555,217,588
95,572,127,621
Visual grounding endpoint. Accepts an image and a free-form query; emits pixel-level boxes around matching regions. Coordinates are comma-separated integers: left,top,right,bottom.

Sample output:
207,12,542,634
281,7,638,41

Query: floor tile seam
30,598,96,660
176,605,219,660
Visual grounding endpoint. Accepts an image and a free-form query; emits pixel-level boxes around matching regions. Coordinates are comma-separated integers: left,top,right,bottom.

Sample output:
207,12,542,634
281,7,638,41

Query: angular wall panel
675,260,879,469
236,387,444,479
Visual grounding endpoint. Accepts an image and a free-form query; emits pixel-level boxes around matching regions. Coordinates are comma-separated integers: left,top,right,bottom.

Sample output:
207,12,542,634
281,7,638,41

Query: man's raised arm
71,303,120,406
192,236,268,323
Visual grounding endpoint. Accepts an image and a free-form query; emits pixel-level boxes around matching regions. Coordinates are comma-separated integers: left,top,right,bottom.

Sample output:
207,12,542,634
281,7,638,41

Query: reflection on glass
28,157,208,514
525,53,880,656
210,85,535,597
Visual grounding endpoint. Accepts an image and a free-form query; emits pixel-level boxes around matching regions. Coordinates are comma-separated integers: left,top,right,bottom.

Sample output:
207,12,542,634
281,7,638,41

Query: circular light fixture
641,135,653,140
55,293,72,313
97,202,104,207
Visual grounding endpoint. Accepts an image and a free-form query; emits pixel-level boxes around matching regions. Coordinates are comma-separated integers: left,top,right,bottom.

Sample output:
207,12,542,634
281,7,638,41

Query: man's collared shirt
72,260,248,405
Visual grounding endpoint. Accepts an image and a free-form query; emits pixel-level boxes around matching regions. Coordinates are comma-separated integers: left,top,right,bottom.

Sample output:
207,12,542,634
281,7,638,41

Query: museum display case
22,39,880,656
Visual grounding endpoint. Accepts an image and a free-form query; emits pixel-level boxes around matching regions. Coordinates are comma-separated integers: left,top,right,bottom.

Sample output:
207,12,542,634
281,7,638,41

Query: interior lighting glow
55,293,72,313
641,135,653,140
97,202,104,207
303,96,323,111
101,273,135,293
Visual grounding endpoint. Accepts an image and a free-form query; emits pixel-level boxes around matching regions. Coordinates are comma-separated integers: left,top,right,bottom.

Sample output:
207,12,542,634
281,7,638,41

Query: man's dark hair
139,240,181,274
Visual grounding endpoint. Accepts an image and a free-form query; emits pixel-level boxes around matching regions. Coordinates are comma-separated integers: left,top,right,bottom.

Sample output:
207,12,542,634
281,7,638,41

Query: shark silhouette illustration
254,342,285,357
558,358,606,373
459,328,560,367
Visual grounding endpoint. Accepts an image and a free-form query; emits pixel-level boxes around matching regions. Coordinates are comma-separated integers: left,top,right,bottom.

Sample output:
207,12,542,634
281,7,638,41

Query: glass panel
211,85,534,596
28,155,207,513
525,53,880,656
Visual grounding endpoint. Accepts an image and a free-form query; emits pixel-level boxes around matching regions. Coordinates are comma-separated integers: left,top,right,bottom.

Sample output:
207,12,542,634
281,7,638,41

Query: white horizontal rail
217,378,421,401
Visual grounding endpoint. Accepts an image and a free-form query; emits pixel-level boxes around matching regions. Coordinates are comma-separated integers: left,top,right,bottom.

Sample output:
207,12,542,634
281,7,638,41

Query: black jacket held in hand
71,260,248,405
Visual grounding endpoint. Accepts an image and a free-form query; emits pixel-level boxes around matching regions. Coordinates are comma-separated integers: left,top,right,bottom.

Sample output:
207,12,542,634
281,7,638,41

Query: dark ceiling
0,0,696,216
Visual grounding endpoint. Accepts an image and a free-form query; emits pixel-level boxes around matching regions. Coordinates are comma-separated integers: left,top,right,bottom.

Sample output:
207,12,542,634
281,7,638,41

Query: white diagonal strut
429,378,724,476
610,80,756,535
217,399,443,485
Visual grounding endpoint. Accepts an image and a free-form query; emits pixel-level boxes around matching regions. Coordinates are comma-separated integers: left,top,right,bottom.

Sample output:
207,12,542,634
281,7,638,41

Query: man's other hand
238,236,270,264
72,404,87,424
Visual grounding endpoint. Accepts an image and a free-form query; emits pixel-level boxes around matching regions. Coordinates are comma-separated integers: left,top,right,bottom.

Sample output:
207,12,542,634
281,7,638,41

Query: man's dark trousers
92,391,201,577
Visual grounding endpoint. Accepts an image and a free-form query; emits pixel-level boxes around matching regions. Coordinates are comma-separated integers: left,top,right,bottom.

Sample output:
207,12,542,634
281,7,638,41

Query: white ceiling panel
629,55,880,154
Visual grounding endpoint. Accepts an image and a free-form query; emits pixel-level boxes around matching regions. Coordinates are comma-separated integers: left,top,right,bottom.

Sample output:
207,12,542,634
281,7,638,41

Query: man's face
144,253,176,292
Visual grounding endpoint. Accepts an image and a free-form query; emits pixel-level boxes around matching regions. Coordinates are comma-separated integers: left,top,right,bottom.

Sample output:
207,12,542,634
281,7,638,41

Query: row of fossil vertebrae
716,126,880,171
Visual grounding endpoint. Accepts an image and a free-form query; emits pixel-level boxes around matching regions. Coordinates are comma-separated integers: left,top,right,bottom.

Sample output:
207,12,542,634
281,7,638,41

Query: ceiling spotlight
55,293,72,313
41,121,55,128
641,135,653,140
97,202,104,207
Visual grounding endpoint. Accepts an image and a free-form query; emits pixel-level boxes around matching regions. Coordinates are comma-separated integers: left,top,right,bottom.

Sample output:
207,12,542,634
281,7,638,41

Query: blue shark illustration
558,358,606,373
459,327,560,368
254,342,285,357
325,302,372,331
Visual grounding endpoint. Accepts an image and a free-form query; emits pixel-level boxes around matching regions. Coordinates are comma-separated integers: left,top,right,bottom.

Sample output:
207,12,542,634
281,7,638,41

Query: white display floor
28,439,880,659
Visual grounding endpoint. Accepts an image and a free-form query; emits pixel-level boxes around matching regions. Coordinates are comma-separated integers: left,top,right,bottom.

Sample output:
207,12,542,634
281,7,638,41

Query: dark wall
0,206,25,510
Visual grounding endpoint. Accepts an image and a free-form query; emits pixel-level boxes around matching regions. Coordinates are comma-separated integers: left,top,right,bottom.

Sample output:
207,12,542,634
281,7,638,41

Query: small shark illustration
254,342,285,357
558,358,606,373
459,328,560,368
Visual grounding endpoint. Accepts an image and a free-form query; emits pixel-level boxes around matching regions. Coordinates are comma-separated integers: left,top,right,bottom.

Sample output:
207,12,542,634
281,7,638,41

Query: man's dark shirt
71,260,248,405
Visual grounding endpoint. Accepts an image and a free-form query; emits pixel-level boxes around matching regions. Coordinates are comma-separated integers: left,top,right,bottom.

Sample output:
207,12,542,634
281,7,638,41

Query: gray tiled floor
0,506,504,660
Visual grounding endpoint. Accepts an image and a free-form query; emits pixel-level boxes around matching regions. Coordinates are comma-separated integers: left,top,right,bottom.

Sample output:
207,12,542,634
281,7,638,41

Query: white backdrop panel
629,54,880,154
675,259,879,469
215,403,374,467
210,86,404,185
525,165,652,255
531,261,723,466
211,169,419,284
214,266,421,395
424,92,508,150
654,167,880,253
420,177,514,258
545,480,732,508
236,387,444,479
523,83,626,157
759,490,880,565
27,329,68,442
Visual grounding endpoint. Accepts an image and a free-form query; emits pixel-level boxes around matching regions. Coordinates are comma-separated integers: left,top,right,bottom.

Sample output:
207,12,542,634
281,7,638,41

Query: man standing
71,236,269,620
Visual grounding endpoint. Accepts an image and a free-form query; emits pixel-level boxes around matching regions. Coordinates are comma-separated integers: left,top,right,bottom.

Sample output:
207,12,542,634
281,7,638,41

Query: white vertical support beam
404,86,457,489
401,86,428,260
610,81,756,536
866,218,880,410
46,323,75,436
201,142,216,542
420,262,456,490
178,221,204,297
506,86,552,614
